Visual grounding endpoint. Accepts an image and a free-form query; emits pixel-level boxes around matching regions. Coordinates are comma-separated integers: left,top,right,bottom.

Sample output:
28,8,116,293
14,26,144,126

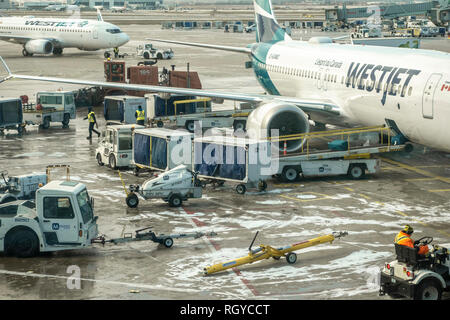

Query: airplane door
93,29,98,39
422,73,442,119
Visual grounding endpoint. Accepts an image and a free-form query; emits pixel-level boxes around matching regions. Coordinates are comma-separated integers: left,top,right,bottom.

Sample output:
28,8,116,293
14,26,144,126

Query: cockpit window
106,29,122,34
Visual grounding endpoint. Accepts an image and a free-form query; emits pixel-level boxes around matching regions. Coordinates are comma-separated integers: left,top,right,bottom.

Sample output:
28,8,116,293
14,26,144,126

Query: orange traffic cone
283,140,287,155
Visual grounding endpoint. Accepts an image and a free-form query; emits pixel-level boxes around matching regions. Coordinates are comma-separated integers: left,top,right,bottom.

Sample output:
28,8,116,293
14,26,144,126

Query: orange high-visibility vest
395,231,429,255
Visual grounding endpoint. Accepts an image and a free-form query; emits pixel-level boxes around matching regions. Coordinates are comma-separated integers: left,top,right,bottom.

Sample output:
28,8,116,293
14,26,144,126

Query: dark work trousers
137,120,145,126
88,122,100,138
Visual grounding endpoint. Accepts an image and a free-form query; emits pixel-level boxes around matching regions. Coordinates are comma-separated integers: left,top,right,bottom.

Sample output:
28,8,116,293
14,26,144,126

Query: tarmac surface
0,25,449,300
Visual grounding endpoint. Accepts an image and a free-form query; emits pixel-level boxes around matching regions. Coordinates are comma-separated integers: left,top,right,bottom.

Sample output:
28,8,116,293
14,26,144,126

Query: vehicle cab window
43,197,75,219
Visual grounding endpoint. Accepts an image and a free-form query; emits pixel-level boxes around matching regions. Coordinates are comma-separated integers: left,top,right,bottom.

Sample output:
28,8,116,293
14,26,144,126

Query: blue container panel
134,133,151,167
151,136,167,169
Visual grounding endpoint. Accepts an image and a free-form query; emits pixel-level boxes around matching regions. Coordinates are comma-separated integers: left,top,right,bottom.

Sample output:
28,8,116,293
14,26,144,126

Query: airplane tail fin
253,0,291,43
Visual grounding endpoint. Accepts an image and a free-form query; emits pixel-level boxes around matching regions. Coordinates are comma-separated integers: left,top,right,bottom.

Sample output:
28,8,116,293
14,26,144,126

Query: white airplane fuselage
0,16,129,51
254,40,450,151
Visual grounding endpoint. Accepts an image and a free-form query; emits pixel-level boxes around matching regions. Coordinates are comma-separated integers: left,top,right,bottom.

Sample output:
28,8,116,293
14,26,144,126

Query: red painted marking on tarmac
182,205,260,297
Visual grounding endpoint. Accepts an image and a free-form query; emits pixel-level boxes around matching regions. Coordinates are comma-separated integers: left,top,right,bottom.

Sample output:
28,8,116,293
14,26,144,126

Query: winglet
0,56,13,83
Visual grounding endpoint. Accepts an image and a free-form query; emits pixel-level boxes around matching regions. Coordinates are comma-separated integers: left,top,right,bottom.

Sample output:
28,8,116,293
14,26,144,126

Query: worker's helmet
402,224,414,235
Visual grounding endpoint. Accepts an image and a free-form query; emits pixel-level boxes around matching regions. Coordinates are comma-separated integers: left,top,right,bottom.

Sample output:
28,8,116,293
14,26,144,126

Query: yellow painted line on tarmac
344,187,354,192
380,157,450,184
404,177,439,182
359,194,371,200
428,189,450,193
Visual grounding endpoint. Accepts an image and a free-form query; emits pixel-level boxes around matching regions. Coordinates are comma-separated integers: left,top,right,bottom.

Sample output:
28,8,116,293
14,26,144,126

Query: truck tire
62,114,70,127
17,125,24,135
185,120,195,133
348,164,365,179
143,52,150,59
109,155,117,170
257,180,267,192
286,252,297,264
163,237,174,248
156,53,163,60
42,117,50,129
7,229,39,258
156,120,164,128
235,184,246,195
96,153,104,166
414,279,442,300
282,167,298,182
168,194,182,207
126,193,139,208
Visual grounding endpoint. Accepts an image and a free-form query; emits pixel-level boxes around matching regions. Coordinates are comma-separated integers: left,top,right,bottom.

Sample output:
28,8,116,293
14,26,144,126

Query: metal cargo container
104,95,147,124
0,98,23,134
193,136,273,193
146,94,211,119
133,128,193,172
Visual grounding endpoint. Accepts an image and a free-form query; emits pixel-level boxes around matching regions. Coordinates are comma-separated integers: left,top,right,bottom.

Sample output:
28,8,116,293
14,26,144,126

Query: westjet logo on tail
346,62,421,105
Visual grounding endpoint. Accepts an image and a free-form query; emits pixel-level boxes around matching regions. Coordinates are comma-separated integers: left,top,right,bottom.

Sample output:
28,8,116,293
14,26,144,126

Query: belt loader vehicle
22,91,76,129
0,171,47,204
96,124,145,170
380,240,450,300
125,165,203,208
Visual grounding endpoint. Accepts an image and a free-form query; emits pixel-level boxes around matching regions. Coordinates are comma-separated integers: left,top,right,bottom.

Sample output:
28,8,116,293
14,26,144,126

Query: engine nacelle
246,101,310,153
24,39,54,54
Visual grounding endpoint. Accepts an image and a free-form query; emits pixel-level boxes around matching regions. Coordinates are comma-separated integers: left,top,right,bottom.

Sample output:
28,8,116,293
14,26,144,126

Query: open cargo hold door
422,73,442,119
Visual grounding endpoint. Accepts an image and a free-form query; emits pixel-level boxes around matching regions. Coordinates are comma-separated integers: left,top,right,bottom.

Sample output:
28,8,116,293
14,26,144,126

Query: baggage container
193,135,273,193
103,95,146,124
0,98,23,134
145,94,211,119
133,128,193,173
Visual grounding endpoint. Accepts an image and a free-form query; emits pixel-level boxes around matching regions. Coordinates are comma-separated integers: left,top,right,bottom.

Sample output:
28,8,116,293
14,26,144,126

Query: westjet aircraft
1,0,449,152
0,9,129,56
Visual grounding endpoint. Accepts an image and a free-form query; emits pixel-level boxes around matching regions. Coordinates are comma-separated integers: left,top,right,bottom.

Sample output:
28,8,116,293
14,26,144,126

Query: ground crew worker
84,107,100,139
135,105,145,126
395,224,429,255
114,47,119,58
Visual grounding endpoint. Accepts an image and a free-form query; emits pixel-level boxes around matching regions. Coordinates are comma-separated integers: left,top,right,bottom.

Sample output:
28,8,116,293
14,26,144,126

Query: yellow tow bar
203,231,348,275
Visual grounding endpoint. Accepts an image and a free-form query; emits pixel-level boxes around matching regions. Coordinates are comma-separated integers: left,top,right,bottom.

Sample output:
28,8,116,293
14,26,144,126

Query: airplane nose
121,33,130,45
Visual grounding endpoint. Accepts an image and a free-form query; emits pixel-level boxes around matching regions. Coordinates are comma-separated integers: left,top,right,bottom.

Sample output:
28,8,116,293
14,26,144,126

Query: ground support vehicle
380,240,450,300
271,126,406,182
103,95,146,124
136,43,174,60
124,165,203,208
93,226,217,248
0,178,215,257
204,231,348,275
0,171,47,204
22,91,76,129
146,94,252,133
0,180,99,257
132,127,193,176
96,124,145,170
0,98,23,135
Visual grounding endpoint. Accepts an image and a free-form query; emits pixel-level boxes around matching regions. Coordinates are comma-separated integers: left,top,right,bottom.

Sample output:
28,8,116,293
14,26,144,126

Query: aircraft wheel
286,252,297,264
163,237,174,248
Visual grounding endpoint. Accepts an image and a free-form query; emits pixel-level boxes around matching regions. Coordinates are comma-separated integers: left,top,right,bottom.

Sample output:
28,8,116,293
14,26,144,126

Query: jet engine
246,101,310,153
24,39,54,55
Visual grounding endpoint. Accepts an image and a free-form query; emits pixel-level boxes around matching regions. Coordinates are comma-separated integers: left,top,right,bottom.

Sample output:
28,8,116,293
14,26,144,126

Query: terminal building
77,0,162,9
0,0,10,9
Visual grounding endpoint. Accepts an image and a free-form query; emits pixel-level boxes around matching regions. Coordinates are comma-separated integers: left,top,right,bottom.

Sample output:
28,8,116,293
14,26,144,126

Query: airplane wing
0,34,32,45
0,56,341,117
146,38,252,54
0,35,62,46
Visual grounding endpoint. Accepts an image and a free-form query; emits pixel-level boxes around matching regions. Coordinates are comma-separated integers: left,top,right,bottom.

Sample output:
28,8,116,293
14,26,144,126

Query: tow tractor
0,170,47,204
0,176,215,257
203,231,348,275
124,165,203,208
379,240,450,300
